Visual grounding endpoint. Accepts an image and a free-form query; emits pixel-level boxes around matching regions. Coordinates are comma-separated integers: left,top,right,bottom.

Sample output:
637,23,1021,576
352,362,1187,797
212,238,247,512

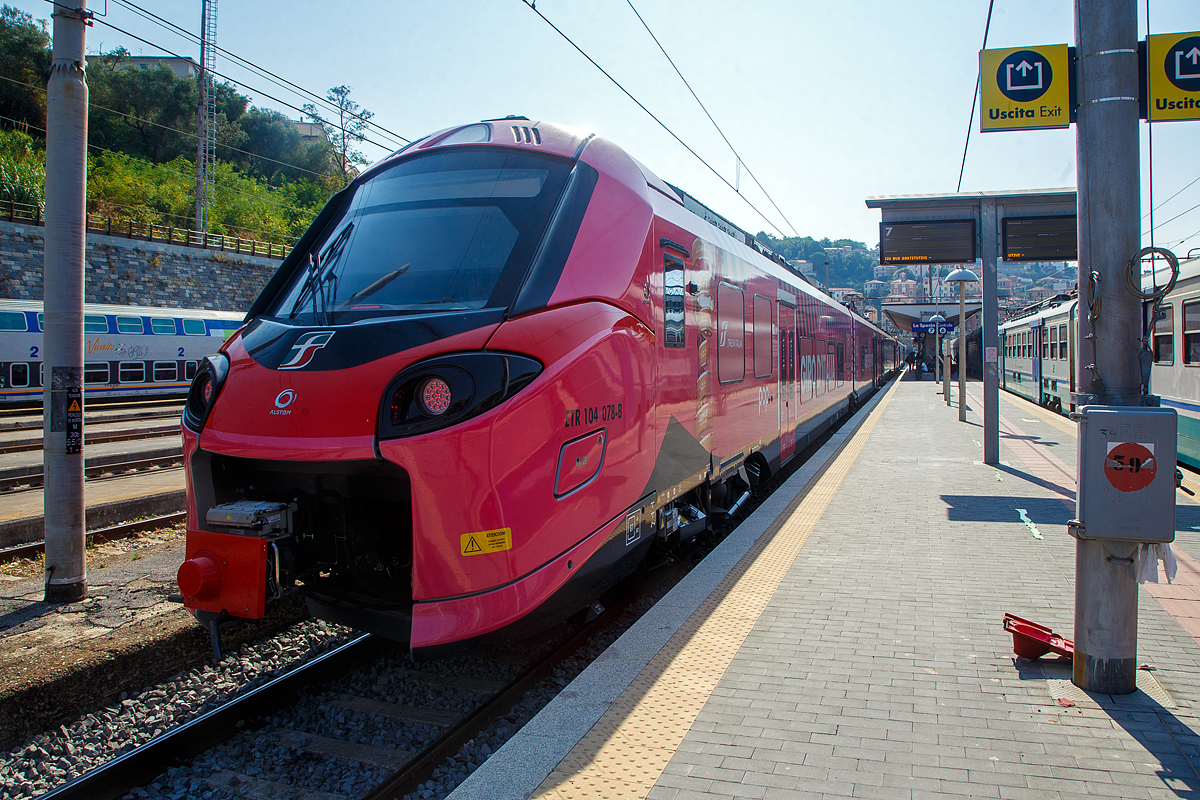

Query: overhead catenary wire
516,0,788,239
107,0,409,149
956,0,995,193
623,0,798,238
0,73,329,179
85,13,404,158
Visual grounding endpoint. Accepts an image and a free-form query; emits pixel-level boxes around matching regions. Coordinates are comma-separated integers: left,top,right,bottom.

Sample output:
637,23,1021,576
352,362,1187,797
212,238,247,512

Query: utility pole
1072,0,1142,694
194,0,217,233
43,0,89,604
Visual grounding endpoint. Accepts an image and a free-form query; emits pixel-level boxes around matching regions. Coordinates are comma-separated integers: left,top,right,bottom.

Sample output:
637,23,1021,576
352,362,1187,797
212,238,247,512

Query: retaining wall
0,220,284,311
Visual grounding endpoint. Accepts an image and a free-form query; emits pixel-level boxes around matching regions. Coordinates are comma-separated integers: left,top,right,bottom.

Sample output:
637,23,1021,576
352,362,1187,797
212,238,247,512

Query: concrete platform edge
0,490,185,549
447,377,899,800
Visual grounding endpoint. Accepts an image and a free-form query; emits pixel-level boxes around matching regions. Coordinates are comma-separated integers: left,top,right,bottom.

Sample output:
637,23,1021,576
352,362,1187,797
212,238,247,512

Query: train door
1031,324,1042,388
779,302,797,463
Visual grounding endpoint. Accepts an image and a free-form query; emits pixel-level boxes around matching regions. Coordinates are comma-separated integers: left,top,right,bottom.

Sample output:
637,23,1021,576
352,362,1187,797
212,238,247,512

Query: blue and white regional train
996,253,1200,468
0,299,243,407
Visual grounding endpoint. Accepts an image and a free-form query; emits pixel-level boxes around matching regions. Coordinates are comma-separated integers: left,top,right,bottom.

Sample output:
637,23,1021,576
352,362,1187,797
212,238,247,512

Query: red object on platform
1003,613,1075,660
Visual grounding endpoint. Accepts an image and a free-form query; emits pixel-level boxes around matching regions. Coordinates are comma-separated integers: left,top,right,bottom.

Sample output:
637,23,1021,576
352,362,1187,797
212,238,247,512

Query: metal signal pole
43,0,90,604
1072,0,1142,694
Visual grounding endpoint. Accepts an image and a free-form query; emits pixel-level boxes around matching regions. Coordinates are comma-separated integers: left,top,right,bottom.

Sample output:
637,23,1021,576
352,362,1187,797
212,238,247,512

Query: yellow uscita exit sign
981,45,1071,132
1148,32,1200,122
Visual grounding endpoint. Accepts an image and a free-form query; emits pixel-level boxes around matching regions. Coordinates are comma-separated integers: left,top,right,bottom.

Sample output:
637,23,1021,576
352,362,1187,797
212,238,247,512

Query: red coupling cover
1003,613,1074,660
180,530,270,619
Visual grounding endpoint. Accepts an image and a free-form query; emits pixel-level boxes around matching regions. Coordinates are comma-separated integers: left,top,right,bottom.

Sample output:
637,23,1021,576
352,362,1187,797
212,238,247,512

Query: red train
176,119,899,656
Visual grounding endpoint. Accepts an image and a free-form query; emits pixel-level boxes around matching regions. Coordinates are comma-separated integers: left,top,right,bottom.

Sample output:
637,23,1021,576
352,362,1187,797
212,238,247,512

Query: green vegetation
0,4,364,243
757,232,879,290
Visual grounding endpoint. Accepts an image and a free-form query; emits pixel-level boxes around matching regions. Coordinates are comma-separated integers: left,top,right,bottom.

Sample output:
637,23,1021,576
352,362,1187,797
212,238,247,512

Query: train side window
1050,326,1058,359
753,295,772,378
1152,305,1173,364
663,254,685,349
119,361,145,383
1043,330,1049,359
184,360,198,380
85,315,108,333
10,362,28,387
182,318,207,336
716,283,745,383
152,361,177,382
1184,301,1200,364
151,318,176,335
84,363,109,384
0,311,27,331
116,316,144,334
36,312,43,331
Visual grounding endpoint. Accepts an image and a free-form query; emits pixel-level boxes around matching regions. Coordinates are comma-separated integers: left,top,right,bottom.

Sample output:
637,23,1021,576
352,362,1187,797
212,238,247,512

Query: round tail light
418,377,452,416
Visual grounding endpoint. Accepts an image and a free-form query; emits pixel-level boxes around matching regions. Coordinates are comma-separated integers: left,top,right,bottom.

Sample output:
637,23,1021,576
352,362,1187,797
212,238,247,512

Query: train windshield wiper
292,223,354,324
348,263,410,303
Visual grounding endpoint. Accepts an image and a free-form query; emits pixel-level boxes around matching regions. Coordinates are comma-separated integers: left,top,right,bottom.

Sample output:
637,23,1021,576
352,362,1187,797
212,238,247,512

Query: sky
10,0,1200,253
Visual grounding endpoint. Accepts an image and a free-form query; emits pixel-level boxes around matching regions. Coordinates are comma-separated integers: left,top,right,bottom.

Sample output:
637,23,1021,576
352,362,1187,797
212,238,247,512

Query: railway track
0,512,186,563
0,422,181,455
0,452,182,493
38,570,662,800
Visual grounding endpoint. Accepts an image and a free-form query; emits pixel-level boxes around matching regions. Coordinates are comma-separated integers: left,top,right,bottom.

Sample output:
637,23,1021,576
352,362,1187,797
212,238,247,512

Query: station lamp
945,267,980,422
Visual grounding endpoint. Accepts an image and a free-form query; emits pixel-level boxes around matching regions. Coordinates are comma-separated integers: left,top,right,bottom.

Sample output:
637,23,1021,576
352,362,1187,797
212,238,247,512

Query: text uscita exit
989,105,1063,120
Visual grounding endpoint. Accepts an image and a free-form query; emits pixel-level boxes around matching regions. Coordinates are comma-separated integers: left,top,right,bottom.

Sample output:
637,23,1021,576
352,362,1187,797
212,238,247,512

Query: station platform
451,373,1200,800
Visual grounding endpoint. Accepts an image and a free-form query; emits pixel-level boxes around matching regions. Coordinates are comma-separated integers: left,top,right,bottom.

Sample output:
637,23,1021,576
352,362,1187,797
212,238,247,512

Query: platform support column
43,0,89,604
981,197,999,464
1072,0,1141,694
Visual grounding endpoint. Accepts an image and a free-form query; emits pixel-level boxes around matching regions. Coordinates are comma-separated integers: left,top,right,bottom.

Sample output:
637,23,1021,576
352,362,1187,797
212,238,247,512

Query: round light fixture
418,377,453,416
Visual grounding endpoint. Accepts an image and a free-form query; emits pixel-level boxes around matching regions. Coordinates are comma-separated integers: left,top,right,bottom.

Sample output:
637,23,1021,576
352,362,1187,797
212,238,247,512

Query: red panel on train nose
554,429,606,497
177,552,222,600
180,531,269,619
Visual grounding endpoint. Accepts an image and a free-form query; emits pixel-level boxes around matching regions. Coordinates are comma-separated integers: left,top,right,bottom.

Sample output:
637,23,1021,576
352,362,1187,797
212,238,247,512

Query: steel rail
0,423,181,454
0,453,182,493
0,511,186,563
39,633,385,800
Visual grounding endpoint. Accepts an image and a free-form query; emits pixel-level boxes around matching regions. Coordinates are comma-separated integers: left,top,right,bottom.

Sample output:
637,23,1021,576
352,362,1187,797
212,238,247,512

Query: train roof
0,299,243,319
999,297,1078,330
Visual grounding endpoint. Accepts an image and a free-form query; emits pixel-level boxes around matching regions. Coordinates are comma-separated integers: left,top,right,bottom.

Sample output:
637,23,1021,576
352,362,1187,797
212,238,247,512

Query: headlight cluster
183,354,230,433
378,353,542,439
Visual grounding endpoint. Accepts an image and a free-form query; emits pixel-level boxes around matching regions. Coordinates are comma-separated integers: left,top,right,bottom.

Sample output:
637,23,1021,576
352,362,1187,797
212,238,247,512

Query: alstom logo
279,332,335,370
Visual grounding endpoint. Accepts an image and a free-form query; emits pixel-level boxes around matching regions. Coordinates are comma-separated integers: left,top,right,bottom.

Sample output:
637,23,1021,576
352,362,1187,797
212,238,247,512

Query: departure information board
879,220,976,265
1002,215,1077,261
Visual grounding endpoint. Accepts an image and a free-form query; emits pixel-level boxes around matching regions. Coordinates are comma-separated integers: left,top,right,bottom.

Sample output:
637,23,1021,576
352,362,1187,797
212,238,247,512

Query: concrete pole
43,0,89,604
981,199,1000,464
1073,0,1141,694
958,285,967,422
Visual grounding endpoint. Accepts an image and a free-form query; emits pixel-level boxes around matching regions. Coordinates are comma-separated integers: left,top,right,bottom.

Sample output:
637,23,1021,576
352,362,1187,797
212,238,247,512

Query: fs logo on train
280,331,335,370
1104,442,1156,493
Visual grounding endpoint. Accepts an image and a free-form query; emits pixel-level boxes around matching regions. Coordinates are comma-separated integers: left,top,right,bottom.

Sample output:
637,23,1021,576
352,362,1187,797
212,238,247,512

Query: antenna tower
194,0,217,233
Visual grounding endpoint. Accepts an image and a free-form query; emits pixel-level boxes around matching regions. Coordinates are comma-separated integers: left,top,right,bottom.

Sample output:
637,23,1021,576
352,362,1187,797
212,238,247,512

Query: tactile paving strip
530,386,899,800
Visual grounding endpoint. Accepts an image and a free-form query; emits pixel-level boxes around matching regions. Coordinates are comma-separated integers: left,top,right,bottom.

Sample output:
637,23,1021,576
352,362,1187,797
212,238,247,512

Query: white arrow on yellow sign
980,44,1071,132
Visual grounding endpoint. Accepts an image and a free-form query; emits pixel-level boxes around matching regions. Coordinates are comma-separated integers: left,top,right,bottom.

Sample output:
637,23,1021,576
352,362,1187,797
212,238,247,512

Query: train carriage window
1152,305,1173,364
1050,326,1058,359
151,318,176,335
182,318,207,336
664,254,685,349
184,360,198,380
716,283,745,383
85,315,108,333
0,311,27,331
9,362,28,387
152,361,177,382
118,361,145,383
1184,301,1200,364
836,341,845,385
84,363,109,384
116,317,144,334
1043,330,1049,359
36,312,43,331
753,295,772,378
1059,324,1068,359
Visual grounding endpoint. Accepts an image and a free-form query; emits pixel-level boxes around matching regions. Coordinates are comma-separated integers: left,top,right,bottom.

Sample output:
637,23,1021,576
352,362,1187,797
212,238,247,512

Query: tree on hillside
0,6,50,131
87,53,201,163
302,85,373,181
237,107,335,185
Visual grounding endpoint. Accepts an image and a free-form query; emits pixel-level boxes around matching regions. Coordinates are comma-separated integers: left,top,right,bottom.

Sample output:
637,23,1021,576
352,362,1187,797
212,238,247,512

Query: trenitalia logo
279,332,334,370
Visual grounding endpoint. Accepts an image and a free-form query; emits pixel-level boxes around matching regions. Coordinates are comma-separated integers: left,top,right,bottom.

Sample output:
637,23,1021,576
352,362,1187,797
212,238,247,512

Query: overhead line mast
195,0,216,234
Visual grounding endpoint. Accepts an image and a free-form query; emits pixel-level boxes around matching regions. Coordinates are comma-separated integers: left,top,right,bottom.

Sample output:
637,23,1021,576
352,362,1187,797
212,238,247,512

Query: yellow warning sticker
68,400,81,412
461,528,512,556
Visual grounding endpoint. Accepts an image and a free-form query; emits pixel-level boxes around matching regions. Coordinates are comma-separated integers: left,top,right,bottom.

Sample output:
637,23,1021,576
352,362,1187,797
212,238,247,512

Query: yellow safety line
531,386,898,800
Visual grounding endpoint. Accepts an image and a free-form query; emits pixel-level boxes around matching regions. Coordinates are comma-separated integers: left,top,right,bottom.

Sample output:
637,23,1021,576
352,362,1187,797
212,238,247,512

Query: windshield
270,148,574,324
